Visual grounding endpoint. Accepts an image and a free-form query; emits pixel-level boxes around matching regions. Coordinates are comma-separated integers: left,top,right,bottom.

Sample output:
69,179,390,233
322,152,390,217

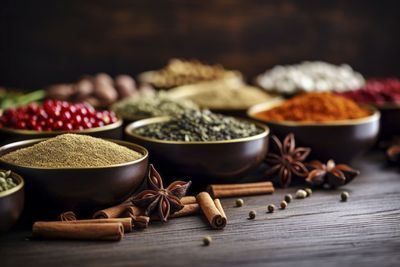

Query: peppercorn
304,188,312,197
267,204,275,213
203,235,212,246
235,198,244,207
341,191,349,202
249,210,256,219
284,194,293,203
296,189,307,199
280,200,288,209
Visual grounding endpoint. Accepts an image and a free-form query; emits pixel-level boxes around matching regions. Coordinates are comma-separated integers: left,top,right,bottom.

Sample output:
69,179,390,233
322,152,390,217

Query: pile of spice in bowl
111,91,199,121
251,92,372,122
248,92,379,162
0,99,118,131
134,109,263,141
138,58,242,89
256,61,365,94
338,78,400,106
169,79,276,112
1,134,143,168
126,109,269,179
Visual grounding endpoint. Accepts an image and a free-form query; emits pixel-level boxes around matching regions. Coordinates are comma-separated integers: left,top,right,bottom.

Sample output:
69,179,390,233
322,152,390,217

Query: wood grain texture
0,0,399,88
0,152,399,267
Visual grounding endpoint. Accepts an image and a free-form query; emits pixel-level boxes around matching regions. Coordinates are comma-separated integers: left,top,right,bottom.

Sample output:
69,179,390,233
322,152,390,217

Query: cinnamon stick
207,181,274,198
180,196,197,205
58,211,77,221
93,202,133,219
61,218,133,233
129,215,150,229
196,192,227,230
170,203,200,218
32,221,124,241
213,199,227,220
124,205,142,217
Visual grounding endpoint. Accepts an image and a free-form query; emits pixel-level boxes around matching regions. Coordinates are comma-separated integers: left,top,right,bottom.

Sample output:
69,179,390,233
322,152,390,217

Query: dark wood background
0,0,399,89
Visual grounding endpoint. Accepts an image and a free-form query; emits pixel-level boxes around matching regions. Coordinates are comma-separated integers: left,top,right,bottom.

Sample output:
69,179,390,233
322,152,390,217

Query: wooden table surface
1,152,399,267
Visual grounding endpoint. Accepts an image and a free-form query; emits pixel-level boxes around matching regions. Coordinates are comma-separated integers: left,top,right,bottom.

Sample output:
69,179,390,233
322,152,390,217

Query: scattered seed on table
249,210,256,219
203,235,212,246
280,200,288,209
304,188,312,197
341,191,349,202
296,189,307,199
267,204,275,213
284,194,293,203
235,198,244,207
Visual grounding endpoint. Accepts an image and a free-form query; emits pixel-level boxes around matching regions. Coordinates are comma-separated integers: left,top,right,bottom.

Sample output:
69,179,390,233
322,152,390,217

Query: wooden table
1,152,399,267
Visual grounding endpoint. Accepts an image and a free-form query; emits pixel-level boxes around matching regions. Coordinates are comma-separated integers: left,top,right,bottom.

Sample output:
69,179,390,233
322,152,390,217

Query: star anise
132,164,191,222
264,133,311,187
306,159,360,188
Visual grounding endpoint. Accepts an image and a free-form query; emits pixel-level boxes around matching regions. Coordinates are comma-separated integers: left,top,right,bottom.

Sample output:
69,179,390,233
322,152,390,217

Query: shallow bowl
0,170,24,233
248,100,380,163
0,138,148,216
0,118,123,146
125,117,269,181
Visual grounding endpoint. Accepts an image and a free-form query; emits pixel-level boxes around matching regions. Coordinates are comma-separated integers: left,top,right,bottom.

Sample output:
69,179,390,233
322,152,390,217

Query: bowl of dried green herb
125,110,269,181
0,169,24,233
0,134,148,217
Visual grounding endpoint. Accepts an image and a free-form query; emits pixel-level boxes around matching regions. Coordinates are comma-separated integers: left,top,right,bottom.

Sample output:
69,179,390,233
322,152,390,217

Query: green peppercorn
341,191,349,202
249,210,256,219
304,188,312,197
235,198,244,207
267,204,275,213
203,235,212,246
280,200,288,209
296,189,307,199
284,194,293,203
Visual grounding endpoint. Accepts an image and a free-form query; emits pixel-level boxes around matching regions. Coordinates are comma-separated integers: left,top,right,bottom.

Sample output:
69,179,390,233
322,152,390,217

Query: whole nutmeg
115,74,137,98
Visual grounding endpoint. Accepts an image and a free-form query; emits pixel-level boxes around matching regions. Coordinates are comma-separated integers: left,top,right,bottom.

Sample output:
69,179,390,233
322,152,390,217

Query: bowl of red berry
0,100,122,145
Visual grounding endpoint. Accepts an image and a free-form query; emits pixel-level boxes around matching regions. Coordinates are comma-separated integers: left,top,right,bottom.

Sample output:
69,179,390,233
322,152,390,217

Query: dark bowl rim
125,116,270,145
0,170,24,198
0,138,149,170
0,117,123,135
247,100,381,127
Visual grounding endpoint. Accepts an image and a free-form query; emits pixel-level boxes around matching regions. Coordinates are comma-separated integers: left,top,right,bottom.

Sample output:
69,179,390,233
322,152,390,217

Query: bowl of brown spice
0,134,148,217
0,169,24,233
248,93,380,163
125,110,269,181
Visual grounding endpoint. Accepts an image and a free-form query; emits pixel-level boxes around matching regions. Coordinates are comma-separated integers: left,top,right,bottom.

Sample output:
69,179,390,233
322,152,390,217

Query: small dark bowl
0,170,24,233
0,118,123,146
125,117,269,181
0,138,148,215
374,103,400,141
248,101,380,163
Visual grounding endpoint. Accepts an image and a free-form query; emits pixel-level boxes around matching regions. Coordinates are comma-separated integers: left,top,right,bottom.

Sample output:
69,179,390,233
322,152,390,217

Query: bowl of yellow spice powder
0,134,148,216
248,92,380,162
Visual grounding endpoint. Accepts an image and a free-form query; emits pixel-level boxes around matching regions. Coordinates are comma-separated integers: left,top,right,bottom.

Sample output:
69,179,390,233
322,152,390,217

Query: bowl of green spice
0,134,148,216
0,169,24,233
125,110,269,181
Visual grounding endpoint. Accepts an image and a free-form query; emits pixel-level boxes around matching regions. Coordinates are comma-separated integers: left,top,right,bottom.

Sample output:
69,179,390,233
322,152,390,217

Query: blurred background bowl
0,170,24,233
248,101,380,163
373,103,400,142
125,116,269,183
0,138,148,218
0,118,123,146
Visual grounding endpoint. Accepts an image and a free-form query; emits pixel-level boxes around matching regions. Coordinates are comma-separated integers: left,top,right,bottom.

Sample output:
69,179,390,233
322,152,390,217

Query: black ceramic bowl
0,118,123,146
0,170,24,233
248,100,380,163
374,103,400,141
0,138,148,215
125,117,269,181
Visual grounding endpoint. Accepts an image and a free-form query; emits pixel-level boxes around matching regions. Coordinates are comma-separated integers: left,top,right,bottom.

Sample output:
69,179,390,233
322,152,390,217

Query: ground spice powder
254,92,371,122
1,134,143,168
